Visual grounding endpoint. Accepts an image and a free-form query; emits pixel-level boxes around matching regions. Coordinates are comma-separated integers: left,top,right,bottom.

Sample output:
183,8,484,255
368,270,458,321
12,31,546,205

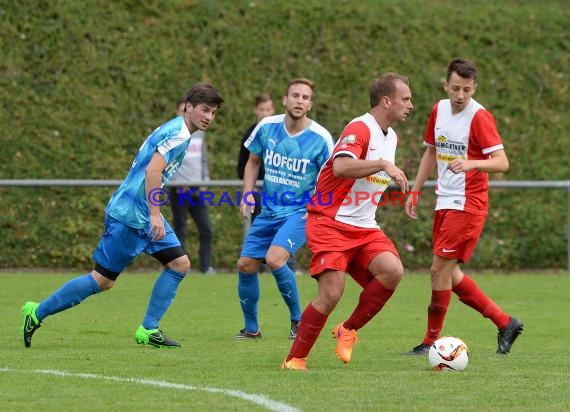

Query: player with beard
235,78,334,341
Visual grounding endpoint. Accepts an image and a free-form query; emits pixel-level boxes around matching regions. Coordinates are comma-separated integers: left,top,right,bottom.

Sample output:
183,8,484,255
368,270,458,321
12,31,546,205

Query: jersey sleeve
333,121,370,160
315,132,335,168
243,122,264,156
156,131,188,164
139,116,189,167
423,102,438,147
471,110,504,154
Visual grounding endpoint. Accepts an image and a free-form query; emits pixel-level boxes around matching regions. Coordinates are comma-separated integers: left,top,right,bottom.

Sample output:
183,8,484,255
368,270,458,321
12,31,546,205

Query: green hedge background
1,0,568,270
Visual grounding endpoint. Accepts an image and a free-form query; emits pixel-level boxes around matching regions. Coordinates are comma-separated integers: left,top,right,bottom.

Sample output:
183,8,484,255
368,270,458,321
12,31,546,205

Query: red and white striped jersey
424,99,504,215
308,113,397,229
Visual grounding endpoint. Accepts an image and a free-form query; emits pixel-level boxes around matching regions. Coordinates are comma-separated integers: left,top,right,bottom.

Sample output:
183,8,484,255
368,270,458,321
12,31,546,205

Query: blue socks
272,264,301,322
36,273,101,321
142,267,186,330
237,272,260,333
237,265,301,333
34,268,187,330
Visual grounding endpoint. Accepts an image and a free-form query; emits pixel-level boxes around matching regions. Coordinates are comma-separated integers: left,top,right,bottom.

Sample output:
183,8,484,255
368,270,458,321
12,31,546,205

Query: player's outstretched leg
22,301,41,348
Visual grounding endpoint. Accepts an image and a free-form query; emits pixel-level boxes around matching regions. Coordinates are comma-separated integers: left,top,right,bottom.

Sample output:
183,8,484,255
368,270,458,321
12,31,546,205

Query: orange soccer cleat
281,357,308,371
332,323,358,363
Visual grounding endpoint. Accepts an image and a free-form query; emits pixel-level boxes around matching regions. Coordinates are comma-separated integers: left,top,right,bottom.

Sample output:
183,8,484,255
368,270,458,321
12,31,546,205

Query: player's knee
264,249,289,271
91,271,115,291
391,264,404,288
264,256,288,271
168,255,191,273
378,261,404,289
237,257,257,273
326,288,344,305
316,289,342,313
390,263,405,284
430,264,446,281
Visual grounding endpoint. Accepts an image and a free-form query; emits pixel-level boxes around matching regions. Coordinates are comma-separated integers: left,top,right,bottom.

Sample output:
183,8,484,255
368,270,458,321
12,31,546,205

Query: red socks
422,289,452,345
344,278,395,330
453,274,510,329
286,303,328,361
287,280,396,361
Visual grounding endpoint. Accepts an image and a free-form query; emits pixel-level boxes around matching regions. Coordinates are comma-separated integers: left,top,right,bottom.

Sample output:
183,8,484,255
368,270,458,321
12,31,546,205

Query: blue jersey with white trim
245,114,334,218
106,116,191,229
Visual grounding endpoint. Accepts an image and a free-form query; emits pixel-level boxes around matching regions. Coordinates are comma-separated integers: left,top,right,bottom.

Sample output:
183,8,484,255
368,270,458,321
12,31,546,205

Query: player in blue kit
22,83,223,349
235,78,334,340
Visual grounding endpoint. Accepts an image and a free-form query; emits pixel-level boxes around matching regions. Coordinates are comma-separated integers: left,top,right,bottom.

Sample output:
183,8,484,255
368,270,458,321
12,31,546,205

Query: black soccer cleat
403,343,431,356
233,329,262,340
289,320,299,340
496,316,524,354
22,301,42,348
135,325,181,348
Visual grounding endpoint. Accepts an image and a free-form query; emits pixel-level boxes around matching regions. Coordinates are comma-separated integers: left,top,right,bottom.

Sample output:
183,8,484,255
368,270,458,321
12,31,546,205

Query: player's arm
449,110,509,174
145,152,168,240
448,149,509,174
405,146,436,220
241,153,260,218
333,156,408,192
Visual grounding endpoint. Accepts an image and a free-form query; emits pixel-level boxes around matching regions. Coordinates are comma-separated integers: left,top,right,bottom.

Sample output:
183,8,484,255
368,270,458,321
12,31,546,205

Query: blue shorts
92,215,182,276
240,211,307,259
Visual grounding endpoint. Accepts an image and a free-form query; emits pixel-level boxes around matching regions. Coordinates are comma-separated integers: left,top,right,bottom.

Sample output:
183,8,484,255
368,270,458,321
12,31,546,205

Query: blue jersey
106,116,192,229
245,114,334,218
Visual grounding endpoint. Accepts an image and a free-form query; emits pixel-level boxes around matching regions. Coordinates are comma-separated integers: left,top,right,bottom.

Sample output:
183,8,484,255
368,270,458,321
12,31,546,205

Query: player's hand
240,192,256,219
148,214,166,241
405,195,418,220
447,158,473,174
384,164,409,193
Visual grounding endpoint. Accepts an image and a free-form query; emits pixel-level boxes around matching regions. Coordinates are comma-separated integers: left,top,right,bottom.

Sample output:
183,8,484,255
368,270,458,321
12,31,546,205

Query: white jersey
308,113,397,229
424,99,504,215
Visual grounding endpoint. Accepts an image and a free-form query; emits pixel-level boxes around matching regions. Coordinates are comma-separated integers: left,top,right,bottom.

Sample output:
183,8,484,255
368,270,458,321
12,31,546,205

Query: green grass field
1,272,568,411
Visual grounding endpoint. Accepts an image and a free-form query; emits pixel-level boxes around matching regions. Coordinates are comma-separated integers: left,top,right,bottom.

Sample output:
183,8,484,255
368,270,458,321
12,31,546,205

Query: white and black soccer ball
428,336,469,372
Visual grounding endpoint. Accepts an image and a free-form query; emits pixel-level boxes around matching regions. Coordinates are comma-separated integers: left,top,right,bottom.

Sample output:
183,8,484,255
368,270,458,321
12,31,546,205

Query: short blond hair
285,78,314,96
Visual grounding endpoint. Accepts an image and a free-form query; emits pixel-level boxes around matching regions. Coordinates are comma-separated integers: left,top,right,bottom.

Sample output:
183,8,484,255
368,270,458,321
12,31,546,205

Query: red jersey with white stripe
308,113,397,229
424,99,504,215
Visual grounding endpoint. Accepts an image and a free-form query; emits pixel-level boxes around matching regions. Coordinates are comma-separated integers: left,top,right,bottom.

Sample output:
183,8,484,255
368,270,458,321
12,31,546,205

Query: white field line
0,367,300,412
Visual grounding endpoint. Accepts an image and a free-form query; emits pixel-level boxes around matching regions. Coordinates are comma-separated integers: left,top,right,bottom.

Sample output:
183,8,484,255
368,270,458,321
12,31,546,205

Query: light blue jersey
244,114,334,218
106,116,192,229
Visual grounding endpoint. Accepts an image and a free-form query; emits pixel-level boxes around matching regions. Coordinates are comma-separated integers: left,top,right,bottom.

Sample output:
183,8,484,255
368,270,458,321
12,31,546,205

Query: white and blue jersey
106,116,192,229
244,114,334,218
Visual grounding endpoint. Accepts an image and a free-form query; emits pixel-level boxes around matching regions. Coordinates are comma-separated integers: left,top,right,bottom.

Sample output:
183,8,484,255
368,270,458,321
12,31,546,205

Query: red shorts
306,213,399,287
432,209,486,263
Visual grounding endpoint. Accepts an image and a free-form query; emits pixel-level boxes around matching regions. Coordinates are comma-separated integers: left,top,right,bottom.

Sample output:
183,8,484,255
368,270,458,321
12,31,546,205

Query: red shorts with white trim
306,213,399,287
432,209,486,263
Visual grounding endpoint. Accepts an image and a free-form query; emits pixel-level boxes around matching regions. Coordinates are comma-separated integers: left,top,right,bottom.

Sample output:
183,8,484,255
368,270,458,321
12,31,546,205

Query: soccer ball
428,336,469,372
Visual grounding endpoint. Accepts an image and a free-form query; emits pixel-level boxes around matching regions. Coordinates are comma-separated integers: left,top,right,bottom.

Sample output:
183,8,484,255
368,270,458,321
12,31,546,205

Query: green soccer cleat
22,301,42,348
134,325,181,348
